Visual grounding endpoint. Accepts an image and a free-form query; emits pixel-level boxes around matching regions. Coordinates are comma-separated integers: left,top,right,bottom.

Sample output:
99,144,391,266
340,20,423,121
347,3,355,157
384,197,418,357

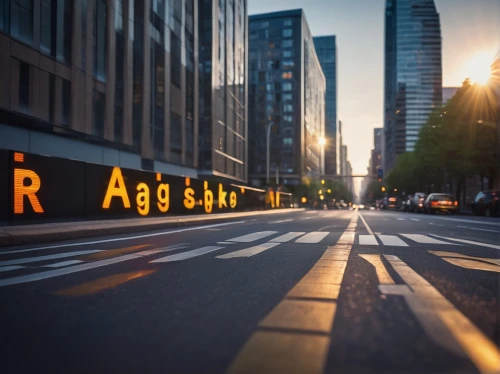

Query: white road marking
429,235,500,250
43,260,83,268
359,235,378,245
300,217,313,220
377,235,409,247
399,234,453,245
358,212,373,235
457,226,500,233
270,232,306,243
397,218,405,221
270,219,294,224
216,243,280,259
227,231,278,243
217,242,236,245
383,255,500,373
150,246,223,263
431,217,500,227
410,218,420,221
0,221,246,255
0,250,102,266
0,249,168,287
0,265,26,273
295,232,329,244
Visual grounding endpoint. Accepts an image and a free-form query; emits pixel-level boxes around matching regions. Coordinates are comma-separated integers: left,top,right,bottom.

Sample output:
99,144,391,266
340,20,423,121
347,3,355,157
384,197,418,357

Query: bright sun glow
464,51,494,85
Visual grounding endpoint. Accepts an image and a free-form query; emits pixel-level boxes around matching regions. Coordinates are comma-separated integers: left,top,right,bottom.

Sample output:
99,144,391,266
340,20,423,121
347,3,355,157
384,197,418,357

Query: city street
1,209,500,374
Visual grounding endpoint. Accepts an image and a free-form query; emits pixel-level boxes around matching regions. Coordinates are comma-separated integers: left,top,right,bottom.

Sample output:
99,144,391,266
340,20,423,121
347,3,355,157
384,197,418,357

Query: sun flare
464,51,494,85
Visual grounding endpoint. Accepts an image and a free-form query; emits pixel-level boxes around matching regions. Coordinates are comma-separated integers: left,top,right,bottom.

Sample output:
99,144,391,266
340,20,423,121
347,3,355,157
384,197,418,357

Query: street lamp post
266,122,276,184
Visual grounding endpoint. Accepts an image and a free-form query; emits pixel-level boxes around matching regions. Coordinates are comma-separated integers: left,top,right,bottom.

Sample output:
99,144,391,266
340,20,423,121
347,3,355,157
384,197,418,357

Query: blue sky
248,0,500,181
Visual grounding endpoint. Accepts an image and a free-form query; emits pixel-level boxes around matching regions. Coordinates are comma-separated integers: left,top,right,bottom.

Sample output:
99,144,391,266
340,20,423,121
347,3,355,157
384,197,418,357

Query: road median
0,209,305,247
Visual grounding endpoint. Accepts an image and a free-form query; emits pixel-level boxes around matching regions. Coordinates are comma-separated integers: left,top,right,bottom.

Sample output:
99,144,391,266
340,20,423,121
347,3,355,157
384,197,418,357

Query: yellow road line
384,255,500,373
227,212,358,374
359,254,395,284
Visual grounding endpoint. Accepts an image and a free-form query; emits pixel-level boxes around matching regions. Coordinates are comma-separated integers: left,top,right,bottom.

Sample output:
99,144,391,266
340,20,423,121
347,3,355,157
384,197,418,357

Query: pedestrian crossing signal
377,168,383,182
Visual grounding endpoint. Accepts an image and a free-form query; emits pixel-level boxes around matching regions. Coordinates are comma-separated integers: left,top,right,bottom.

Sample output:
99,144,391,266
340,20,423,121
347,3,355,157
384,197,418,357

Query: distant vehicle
382,196,401,210
423,193,457,214
471,190,500,217
409,192,427,213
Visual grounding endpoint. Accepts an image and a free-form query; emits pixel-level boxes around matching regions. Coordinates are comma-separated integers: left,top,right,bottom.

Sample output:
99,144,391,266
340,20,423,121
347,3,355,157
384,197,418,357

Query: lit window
283,82,292,91
283,50,293,57
283,60,295,69
284,115,293,123
284,104,293,112
283,29,292,37
284,19,292,26
283,137,293,145
282,71,292,79
283,93,292,101
283,40,293,47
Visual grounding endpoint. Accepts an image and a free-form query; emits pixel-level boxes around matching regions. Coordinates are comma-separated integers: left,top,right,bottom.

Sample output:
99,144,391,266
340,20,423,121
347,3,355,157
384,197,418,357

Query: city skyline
249,0,500,179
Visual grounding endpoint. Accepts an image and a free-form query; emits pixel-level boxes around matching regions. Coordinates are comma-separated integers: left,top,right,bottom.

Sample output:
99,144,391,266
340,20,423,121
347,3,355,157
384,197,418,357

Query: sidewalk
0,209,305,247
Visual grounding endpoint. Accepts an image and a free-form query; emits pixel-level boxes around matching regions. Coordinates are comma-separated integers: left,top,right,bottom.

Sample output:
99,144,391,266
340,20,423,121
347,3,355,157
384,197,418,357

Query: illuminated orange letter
218,184,228,208
229,191,237,208
14,168,44,214
204,181,213,213
102,167,131,209
157,183,170,213
136,183,150,216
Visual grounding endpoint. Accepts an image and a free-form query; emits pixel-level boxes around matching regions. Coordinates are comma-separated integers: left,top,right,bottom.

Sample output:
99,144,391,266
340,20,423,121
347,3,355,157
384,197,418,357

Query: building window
81,0,87,71
283,82,292,91
260,20,268,28
114,0,124,142
283,137,293,145
0,0,9,31
283,50,293,58
11,0,34,44
18,60,30,111
59,0,73,64
48,73,55,122
282,71,292,79
282,40,293,48
283,104,293,112
284,115,293,123
40,0,54,55
284,19,292,26
283,60,294,69
283,29,292,37
62,78,71,125
283,93,292,102
170,112,182,163
170,31,181,87
93,0,107,81
92,89,105,137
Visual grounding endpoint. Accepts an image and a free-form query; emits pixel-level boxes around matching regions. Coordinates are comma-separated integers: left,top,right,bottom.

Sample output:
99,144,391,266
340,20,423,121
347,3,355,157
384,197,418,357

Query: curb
0,209,305,248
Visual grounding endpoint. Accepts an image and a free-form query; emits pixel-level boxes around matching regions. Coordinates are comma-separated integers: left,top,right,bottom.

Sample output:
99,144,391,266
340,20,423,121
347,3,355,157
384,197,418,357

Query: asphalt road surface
1,209,500,374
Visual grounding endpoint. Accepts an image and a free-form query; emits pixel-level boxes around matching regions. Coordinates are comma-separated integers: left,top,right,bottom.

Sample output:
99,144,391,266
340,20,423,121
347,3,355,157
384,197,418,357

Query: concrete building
442,87,459,104
0,0,247,181
248,9,326,186
313,35,338,176
383,0,442,173
198,0,248,183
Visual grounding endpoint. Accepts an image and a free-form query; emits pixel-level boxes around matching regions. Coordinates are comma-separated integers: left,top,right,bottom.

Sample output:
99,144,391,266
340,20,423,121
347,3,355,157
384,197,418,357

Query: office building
340,144,347,176
198,0,248,182
374,127,382,151
0,0,246,182
313,35,338,176
248,9,326,186
383,0,442,172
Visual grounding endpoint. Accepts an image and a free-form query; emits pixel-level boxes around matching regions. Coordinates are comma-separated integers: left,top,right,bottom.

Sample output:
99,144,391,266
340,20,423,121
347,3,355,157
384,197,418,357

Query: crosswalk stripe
270,232,306,243
410,218,420,221
150,246,223,263
43,260,83,268
399,234,452,245
0,265,26,273
377,235,408,247
216,243,280,259
228,231,277,243
295,232,329,244
0,250,103,267
359,235,378,245
429,235,500,250
397,218,405,221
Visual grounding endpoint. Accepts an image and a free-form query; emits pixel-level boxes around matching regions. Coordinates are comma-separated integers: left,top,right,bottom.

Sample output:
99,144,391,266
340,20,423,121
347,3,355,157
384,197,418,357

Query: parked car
423,193,458,214
409,192,427,213
471,190,500,217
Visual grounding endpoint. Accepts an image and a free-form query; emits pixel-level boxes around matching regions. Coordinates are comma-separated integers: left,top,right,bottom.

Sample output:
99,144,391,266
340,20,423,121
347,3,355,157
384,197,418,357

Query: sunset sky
248,0,500,192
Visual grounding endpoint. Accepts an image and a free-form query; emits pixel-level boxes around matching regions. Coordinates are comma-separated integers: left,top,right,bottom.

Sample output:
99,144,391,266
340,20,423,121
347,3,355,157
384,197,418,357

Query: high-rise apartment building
373,127,382,152
198,0,248,182
313,35,338,176
248,9,326,186
383,0,442,172
0,0,247,182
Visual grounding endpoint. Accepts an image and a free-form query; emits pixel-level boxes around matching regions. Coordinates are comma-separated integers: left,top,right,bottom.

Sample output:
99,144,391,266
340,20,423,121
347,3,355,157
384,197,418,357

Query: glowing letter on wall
136,183,150,216
218,183,228,208
204,181,213,213
102,167,131,209
14,168,44,214
157,183,170,213
229,191,237,208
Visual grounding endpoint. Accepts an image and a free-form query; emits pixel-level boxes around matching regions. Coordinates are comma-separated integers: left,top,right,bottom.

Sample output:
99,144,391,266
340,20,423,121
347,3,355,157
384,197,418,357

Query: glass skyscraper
313,35,337,176
384,0,442,172
248,9,325,186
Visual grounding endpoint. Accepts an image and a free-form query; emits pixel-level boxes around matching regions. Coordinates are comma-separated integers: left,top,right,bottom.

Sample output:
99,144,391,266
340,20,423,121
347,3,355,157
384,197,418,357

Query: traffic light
377,168,383,182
